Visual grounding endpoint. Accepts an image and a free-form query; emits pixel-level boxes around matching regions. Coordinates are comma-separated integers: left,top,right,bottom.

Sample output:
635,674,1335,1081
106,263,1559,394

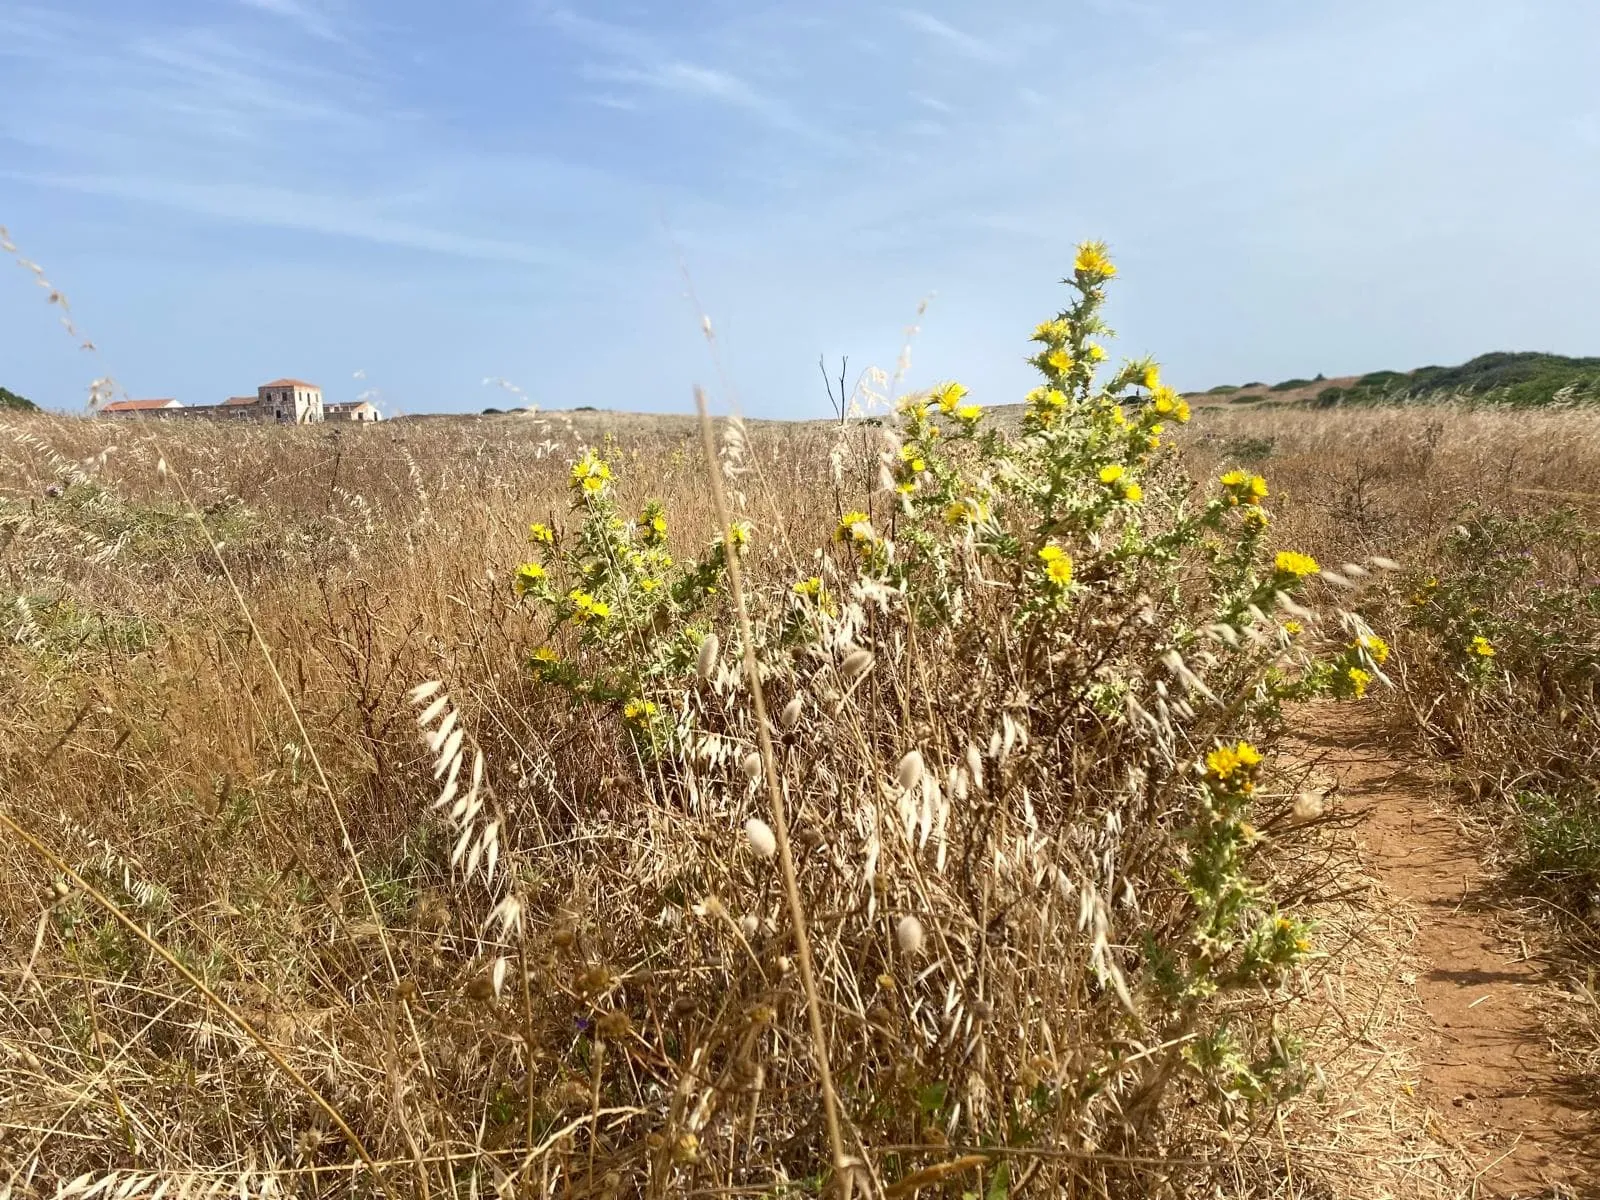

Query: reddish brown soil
1299,704,1598,1198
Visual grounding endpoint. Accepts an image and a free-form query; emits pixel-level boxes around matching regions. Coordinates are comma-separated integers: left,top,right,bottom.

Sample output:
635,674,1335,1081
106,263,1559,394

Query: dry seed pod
1292,792,1326,822
839,648,874,682
744,817,777,860
738,914,760,939
896,915,925,955
740,751,764,782
778,695,804,730
895,749,925,791
697,633,720,682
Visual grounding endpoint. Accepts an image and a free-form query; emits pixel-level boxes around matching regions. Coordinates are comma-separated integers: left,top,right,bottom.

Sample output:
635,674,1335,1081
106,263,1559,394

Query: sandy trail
1294,703,1596,1198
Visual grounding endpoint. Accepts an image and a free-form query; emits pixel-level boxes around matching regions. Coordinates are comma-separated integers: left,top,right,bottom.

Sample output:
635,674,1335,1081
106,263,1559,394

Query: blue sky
3,0,1599,417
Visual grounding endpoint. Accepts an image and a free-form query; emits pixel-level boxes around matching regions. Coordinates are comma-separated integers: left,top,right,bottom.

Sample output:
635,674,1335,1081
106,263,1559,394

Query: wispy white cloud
909,92,955,115
237,0,344,42
4,170,565,267
544,6,847,148
897,9,1006,63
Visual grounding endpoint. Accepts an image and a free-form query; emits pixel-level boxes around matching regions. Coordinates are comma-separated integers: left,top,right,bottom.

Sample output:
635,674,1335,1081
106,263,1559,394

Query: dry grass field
3,266,1598,1198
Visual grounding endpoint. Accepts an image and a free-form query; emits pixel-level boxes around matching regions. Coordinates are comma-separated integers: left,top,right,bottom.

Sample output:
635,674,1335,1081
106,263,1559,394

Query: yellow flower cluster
721,521,752,552
1471,635,1496,657
570,451,612,496
1219,470,1269,506
639,503,668,546
1356,633,1390,664
1346,666,1372,698
1274,550,1320,579
531,645,559,664
1024,386,1067,428
568,589,610,624
836,511,876,549
513,561,546,595
1205,740,1264,793
1031,319,1071,345
528,521,555,544
1098,463,1143,504
943,498,985,526
1074,240,1117,280
1150,386,1192,424
622,697,657,724
1038,543,1073,587
933,381,968,413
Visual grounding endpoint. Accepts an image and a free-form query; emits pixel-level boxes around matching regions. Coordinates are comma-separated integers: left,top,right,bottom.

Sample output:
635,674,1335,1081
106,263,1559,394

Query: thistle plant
493,241,1383,1188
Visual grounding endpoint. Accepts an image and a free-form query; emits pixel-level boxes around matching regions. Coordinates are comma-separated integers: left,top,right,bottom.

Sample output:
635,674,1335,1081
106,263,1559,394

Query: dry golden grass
1,397,1594,1198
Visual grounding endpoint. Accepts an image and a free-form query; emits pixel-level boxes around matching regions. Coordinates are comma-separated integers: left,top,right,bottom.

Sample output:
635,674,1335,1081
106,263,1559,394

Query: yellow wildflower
1046,348,1073,375
568,590,610,624
623,698,658,723
513,563,548,596
1471,635,1495,657
1046,555,1074,586
570,451,612,496
1274,550,1320,579
639,577,660,593
1086,343,1107,362
1031,319,1071,344
954,403,983,425
1205,740,1263,792
793,576,823,598
933,381,968,413
1099,464,1126,484
1174,397,1191,423
944,499,982,525
836,511,876,547
1346,666,1372,698
1357,634,1390,664
531,646,559,664
1122,482,1143,504
722,521,752,551
1283,620,1302,636
1074,240,1116,279
528,521,555,544
1219,469,1247,488
1142,364,1162,391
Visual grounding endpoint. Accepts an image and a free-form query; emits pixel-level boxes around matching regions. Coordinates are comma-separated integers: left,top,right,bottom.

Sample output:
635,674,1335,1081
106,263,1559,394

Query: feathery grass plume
697,631,720,681
778,694,804,730
895,914,926,955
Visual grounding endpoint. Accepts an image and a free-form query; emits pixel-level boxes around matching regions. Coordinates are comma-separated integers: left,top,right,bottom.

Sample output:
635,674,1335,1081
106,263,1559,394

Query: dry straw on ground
2,357,1597,1197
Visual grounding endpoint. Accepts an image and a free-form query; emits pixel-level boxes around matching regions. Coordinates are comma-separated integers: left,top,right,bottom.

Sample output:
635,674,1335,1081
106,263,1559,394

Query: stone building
101,380,379,423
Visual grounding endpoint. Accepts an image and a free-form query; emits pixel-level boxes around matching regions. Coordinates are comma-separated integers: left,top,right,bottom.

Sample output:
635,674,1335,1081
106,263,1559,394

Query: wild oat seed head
697,633,720,681
840,648,875,681
744,817,777,860
896,749,925,791
741,751,764,782
779,695,804,730
896,915,926,955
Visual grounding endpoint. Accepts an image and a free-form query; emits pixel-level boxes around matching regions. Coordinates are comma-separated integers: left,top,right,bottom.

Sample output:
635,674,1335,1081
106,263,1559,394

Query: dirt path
1295,704,1597,1198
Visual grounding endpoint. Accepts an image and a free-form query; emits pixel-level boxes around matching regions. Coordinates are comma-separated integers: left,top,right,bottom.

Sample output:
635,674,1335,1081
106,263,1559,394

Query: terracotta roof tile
261,378,319,389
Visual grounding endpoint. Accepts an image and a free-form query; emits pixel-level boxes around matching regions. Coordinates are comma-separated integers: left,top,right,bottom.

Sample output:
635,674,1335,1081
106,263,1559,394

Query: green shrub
478,241,1379,1188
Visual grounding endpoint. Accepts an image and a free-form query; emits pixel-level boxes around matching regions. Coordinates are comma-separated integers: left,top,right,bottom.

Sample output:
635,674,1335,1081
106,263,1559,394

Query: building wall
257,386,324,423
